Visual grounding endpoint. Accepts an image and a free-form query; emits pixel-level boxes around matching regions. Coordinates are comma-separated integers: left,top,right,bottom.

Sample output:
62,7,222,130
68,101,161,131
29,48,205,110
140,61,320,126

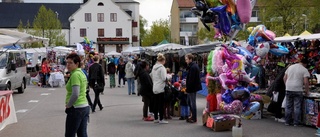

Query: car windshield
0,52,7,69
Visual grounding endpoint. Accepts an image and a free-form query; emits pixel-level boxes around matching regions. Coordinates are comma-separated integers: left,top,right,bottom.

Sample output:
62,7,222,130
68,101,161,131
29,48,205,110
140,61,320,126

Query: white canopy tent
0,29,49,48
274,33,320,42
106,51,121,57
121,46,145,55
22,47,47,56
145,43,186,56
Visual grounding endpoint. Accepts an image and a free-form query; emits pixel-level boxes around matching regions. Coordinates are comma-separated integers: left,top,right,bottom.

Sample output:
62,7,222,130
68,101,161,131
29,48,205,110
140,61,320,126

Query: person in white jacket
125,58,136,95
150,53,168,124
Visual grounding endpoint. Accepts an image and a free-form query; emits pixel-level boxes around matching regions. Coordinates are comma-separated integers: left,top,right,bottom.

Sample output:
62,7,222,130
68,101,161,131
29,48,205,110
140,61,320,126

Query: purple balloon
209,5,231,36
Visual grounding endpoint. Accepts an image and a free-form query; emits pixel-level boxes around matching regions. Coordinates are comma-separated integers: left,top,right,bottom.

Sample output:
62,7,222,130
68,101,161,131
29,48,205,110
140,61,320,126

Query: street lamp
302,14,307,30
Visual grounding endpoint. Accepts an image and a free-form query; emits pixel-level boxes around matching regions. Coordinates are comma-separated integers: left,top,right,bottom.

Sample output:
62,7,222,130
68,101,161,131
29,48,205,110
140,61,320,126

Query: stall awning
299,30,312,36
0,29,49,47
283,33,291,37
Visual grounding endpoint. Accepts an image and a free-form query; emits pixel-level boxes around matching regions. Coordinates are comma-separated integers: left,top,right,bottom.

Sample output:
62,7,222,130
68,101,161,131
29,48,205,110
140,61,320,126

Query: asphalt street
0,77,317,137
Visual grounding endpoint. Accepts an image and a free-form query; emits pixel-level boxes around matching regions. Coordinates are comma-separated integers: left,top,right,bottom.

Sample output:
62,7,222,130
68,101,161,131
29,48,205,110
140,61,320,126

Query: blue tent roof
3,45,22,50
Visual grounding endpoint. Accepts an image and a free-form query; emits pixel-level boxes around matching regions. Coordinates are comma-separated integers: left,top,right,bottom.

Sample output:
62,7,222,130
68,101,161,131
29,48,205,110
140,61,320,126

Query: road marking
48,88,56,91
41,93,51,96
16,109,28,113
29,100,39,103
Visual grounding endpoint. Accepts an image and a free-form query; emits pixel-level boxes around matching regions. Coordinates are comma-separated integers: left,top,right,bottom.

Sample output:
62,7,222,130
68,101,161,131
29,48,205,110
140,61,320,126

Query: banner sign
0,91,17,131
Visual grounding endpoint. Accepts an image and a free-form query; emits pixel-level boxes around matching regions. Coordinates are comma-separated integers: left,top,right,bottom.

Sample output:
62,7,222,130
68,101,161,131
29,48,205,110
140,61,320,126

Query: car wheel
18,80,25,93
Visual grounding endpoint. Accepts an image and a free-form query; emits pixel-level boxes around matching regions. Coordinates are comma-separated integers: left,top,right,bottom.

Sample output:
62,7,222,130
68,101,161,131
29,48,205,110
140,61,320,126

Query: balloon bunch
206,45,262,118
191,0,256,40
246,25,289,57
82,37,94,53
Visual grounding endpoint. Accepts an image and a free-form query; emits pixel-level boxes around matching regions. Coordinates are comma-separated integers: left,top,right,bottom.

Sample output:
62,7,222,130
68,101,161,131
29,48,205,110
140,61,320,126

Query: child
177,80,189,120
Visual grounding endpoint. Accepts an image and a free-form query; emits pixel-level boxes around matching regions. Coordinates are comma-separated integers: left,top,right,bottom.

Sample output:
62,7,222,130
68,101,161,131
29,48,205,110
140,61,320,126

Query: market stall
0,90,18,131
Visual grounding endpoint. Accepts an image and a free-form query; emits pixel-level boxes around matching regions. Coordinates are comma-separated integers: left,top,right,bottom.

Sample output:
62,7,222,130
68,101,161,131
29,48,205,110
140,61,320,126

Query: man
283,58,310,126
185,53,202,123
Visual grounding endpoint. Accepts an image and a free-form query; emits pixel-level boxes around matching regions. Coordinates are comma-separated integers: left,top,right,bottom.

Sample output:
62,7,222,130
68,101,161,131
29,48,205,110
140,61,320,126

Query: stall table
303,92,320,127
48,72,65,87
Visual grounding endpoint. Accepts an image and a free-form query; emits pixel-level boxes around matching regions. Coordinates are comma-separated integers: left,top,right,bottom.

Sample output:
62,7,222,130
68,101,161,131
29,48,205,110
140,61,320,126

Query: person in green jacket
65,53,90,137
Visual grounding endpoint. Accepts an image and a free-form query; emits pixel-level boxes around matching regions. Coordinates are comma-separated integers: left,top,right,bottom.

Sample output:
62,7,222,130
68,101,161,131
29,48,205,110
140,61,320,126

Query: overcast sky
14,0,173,28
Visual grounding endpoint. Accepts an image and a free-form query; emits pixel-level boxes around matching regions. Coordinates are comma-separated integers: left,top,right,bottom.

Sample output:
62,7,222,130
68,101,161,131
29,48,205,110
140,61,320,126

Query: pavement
0,76,317,137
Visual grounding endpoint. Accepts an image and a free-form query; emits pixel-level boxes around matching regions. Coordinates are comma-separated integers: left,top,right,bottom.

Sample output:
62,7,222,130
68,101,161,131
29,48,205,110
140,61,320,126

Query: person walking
125,58,136,95
185,53,202,123
138,61,154,121
117,58,126,87
40,58,50,88
108,58,116,88
81,62,93,109
150,53,168,124
64,53,90,137
89,55,105,113
283,58,310,126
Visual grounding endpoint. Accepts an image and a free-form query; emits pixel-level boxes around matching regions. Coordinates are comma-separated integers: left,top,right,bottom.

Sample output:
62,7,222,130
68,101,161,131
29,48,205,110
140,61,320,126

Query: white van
0,50,27,93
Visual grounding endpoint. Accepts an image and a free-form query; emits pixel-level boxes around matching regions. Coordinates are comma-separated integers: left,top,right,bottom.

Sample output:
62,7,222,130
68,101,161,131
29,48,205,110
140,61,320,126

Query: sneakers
154,120,159,123
294,124,303,127
143,116,154,121
132,93,136,95
276,118,285,123
121,85,125,87
118,85,121,88
159,120,169,124
186,118,197,123
285,123,290,126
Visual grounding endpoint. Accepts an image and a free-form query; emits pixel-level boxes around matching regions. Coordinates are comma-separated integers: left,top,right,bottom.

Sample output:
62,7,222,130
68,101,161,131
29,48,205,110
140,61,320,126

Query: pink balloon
236,0,252,23
265,30,276,40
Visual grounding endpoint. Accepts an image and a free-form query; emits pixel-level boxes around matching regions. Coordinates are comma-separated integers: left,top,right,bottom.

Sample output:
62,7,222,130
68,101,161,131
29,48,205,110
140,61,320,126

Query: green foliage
196,26,215,43
140,15,147,41
259,0,320,36
32,5,66,46
141,19,170,46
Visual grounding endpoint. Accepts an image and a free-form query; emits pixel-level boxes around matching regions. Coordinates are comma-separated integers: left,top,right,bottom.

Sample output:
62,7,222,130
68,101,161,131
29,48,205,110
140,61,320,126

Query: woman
125,58,136,95
150,53,168,124
108,58,116,88
40,58,50,88
138,61,154,121
65,53,90,137
89,55,105,112
117,58,126,87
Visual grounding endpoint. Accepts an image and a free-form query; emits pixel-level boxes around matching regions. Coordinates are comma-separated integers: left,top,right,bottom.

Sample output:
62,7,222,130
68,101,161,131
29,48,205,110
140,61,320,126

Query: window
110,13,117,22
98,28,104,37
80,28,86,37
97,13,104,22
252,10,258,17
97,2,104,6
116,28,122,37
85,13,91,22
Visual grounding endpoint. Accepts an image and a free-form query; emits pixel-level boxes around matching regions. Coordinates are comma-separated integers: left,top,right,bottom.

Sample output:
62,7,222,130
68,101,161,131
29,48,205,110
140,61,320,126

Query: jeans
127,78,135,94
142,96,151,118
243,102,260,116
285,91,303,125
118,73,126,85
180,105,189,117
65,106,90,137
92,89,103,112
187,92,197,121
154,93,165,120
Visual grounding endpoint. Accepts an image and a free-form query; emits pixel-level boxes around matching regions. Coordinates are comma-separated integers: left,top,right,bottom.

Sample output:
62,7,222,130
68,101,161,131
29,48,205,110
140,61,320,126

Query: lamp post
302,14,307,30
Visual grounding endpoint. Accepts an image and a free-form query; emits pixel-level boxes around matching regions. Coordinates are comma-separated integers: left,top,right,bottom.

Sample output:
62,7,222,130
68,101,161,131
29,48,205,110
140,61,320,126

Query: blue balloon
269,43,289,56
237,46,253,61
209,5,231,36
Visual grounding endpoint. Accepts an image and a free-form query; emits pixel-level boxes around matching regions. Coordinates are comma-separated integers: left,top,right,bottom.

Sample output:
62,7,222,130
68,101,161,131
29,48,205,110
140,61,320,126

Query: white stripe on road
48,88,56,91
16,109,29,113
41,93,51,95
28,100,39,103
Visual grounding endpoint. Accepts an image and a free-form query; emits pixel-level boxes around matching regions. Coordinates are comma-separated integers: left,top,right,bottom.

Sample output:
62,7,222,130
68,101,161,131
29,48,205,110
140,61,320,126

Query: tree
259,0,320,36
33,5,66,46
141,19,170,46
139,16,147,43
197,25,215,43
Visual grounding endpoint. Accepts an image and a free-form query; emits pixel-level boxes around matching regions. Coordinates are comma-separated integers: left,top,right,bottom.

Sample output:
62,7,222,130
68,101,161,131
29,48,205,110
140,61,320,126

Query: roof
0,3,81,29
177,0,195,8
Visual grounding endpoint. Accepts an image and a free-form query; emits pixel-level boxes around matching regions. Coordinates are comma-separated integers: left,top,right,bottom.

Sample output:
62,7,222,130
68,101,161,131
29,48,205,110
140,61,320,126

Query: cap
173,82,181,88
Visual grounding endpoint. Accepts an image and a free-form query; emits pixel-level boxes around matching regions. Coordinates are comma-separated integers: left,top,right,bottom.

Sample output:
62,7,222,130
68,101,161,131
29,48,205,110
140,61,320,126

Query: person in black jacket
117,58,126,87
89,55,105,113
108,58,116,88
138,61,154,121
185,53,202,123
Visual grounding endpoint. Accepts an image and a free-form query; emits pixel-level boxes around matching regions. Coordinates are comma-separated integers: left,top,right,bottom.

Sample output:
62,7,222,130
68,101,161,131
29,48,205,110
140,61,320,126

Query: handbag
94,82,104,91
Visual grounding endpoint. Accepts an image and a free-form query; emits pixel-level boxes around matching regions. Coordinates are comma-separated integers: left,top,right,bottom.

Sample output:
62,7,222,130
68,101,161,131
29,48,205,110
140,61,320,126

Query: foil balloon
220,0,237,14
236,0,252,23
269,43,290,56
210,5,231,36
255,42,270,58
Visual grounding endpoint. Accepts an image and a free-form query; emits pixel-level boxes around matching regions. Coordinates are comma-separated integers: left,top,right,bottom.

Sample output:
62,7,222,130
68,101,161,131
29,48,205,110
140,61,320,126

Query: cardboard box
202,112,209,126
213,119,236,132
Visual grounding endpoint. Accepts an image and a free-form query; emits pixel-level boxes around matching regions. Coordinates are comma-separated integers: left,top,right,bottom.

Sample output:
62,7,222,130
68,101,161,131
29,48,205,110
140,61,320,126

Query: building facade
0,0,140,53
170,0,198,46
